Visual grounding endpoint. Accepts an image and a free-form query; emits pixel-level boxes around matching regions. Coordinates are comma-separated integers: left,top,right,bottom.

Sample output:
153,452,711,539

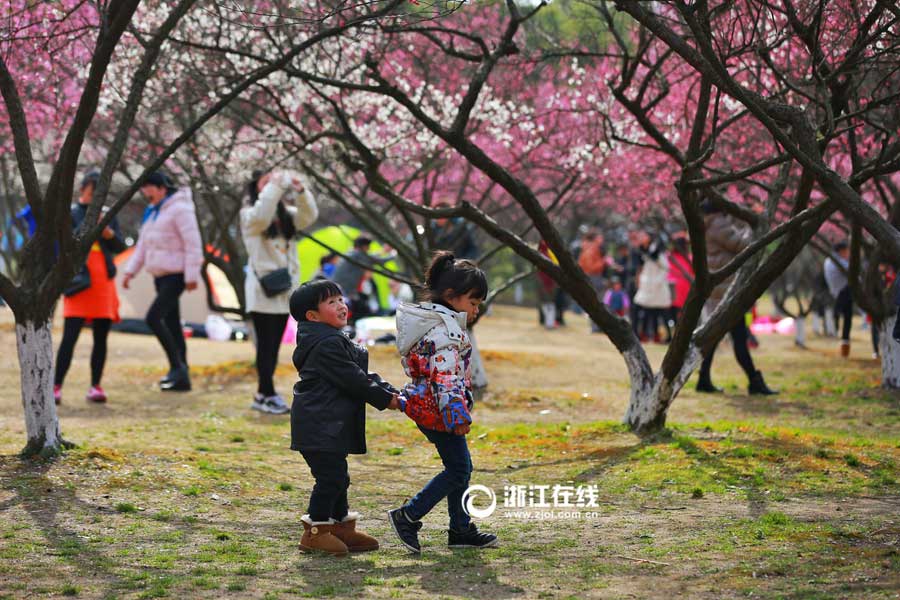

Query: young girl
388,252,498,553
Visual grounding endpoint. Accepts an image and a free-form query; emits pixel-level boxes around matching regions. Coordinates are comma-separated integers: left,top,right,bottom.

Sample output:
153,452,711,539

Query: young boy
289,279,400,556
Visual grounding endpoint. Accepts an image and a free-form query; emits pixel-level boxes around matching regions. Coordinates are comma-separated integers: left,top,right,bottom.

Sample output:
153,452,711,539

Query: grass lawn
0,305,898,599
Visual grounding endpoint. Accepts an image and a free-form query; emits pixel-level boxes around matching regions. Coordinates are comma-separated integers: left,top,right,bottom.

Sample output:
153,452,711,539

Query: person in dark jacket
289,279,401,556
430,201,479,259
824,240,852,357
332,235,396,322
696,201,776,395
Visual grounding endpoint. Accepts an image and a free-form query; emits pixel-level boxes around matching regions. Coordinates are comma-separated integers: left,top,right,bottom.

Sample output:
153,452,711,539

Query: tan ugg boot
331,512,379,552
840,341,851,358
299,515,349,557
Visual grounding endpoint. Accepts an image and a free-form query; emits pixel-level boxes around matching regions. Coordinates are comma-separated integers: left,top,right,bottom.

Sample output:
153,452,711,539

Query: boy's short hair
354,236,372,249
81,170,100,191
290,280,344,322
320,253,337,266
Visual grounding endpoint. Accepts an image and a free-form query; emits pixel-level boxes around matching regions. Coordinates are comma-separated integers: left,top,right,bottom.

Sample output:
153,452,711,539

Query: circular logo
461,484,496,519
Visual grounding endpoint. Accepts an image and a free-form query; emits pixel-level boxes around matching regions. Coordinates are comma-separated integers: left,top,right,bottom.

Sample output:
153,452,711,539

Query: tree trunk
16,319,68,457
469,330,488,390
795,316,807,347
625,344,702,434
878,315,900,389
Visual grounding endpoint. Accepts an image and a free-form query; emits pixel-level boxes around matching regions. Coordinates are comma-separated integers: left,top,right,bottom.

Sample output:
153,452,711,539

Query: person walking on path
577,229,608,333
242,169,318,414
54,171,127,404
695,201,776,395
332,235,396,322
668,233,694,323
634,234,673,343
824,240,853,358
388,252,498,553
537,240,560,329
122,171,202,392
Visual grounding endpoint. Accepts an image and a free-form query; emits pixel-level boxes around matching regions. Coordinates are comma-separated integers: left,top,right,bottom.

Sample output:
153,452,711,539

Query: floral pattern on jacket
395,303,474,432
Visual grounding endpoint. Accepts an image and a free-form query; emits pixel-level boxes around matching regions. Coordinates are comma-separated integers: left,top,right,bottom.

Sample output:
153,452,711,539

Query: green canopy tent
297,225,399,310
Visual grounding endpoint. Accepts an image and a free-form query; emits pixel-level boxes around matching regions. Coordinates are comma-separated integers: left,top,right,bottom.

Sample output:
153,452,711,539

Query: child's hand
453,423,471,435
388,393,401,411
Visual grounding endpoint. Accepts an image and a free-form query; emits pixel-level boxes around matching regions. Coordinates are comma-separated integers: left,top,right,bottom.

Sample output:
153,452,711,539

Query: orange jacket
578,238,606,277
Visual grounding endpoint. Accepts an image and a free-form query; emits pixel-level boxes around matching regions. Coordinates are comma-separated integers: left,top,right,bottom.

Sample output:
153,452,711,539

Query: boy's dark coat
290,321,394,454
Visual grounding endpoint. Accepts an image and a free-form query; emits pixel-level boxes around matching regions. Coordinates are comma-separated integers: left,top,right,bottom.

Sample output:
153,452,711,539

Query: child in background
537,240,559,329
388,251,498,553
289,280,400,556
313,253,338,280
603,277,631,318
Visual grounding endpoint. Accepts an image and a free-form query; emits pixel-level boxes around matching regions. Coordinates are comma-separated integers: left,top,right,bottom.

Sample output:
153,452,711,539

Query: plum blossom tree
261,0,849,433
612,0,900,387
197,0,898,424
0,0,421,456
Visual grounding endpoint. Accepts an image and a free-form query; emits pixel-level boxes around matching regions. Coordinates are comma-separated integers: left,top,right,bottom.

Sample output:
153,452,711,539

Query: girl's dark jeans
404,424,473,531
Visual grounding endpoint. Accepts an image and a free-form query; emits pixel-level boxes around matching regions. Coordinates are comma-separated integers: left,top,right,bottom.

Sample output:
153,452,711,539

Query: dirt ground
0,304,898,599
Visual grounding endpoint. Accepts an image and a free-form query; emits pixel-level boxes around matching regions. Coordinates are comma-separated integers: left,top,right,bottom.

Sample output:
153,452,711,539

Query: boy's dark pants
302,451,350,522
403,425,473,532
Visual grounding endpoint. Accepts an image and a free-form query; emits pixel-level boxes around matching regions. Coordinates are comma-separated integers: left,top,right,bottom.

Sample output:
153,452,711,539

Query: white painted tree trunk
16,319,64,456
623,347,657,430
878,315,900,389
794,316,807,347
623,344,701,433
469,330,488,390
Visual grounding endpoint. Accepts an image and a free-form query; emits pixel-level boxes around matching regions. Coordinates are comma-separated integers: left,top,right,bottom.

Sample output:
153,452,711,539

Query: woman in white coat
633,236,672,343
242,169,318,414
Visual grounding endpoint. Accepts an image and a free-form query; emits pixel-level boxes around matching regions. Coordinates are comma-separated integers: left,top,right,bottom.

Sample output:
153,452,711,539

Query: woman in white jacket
242,169,318,414
633,237,672,343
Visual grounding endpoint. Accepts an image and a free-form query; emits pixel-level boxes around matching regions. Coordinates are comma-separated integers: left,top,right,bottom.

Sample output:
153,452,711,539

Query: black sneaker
448,523,498,549
388,508,422,553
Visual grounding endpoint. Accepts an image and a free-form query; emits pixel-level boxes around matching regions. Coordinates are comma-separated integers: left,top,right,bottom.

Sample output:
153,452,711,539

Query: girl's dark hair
247,169,297,240
423,251,488,305
290,279,344,322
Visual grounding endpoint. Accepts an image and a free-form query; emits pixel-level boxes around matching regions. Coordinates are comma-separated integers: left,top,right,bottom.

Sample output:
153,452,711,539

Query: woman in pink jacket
122,172,203,392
